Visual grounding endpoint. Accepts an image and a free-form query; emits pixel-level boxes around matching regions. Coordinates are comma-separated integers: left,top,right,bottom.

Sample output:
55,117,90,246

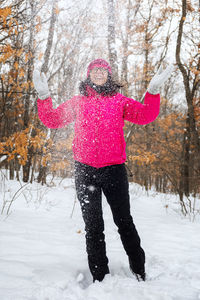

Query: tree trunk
41,0,58,74
107,0,118,81
175,0,200,152
22,0,35,182
175,0,200,197
179,116,190,197
37,165,47,185
37,0,58,184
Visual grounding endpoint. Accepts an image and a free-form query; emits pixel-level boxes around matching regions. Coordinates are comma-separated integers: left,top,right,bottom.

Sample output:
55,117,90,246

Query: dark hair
79,74,123,97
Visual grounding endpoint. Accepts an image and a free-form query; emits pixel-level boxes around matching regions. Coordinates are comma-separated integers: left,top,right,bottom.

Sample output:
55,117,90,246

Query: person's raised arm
123,64,173,125
33,69,76,129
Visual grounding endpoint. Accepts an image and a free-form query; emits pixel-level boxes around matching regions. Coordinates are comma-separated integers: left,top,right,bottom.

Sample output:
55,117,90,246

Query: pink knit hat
87,59,112,77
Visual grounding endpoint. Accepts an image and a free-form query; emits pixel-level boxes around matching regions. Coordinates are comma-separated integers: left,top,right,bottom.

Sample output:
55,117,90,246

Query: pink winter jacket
37,86,160,168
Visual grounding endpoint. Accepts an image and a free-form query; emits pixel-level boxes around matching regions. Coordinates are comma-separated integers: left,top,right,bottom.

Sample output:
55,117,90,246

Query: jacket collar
85,85,103,98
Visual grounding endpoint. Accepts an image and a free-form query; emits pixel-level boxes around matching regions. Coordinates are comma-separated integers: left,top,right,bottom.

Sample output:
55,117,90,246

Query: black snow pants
74,161,145,282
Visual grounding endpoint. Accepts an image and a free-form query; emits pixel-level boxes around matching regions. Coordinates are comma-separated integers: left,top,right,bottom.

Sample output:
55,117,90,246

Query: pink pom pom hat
87,59,112,77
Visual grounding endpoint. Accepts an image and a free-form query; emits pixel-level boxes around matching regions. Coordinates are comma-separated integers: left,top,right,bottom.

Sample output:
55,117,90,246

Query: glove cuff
38,92,50,100
147,86,160,95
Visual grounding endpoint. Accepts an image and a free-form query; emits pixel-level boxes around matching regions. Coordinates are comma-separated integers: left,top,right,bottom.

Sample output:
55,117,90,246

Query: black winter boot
92,265,110,282
129,257,146,281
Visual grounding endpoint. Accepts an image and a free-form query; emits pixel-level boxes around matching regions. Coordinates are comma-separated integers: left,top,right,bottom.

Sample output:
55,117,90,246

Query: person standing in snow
33,59,173,282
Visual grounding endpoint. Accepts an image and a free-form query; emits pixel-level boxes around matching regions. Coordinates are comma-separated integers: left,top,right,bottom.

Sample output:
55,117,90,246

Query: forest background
0,0,199,217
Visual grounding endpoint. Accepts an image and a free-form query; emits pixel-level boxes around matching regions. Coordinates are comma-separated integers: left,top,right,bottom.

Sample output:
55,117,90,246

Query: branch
175,0,191,96
41,0,58,74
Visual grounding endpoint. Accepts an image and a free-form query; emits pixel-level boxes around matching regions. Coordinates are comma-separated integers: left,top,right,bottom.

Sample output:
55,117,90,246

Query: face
90,67,108,86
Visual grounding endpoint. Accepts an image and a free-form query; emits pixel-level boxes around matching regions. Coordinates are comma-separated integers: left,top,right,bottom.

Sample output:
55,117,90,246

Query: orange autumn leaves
128,109,185,174
0,4,72,175
0,5,29,100
0,126,73,172
0,6,24,63
0,127,50,166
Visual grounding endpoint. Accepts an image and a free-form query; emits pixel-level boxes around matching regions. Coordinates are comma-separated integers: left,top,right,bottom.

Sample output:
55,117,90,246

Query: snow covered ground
0,176,200,300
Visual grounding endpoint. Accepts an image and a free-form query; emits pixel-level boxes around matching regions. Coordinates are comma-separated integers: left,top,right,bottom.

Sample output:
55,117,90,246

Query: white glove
33,69,50,100
148,64,174,95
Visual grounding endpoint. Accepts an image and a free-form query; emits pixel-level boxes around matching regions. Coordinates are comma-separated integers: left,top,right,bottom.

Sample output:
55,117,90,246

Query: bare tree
107,0,118,80
176,0,200,197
